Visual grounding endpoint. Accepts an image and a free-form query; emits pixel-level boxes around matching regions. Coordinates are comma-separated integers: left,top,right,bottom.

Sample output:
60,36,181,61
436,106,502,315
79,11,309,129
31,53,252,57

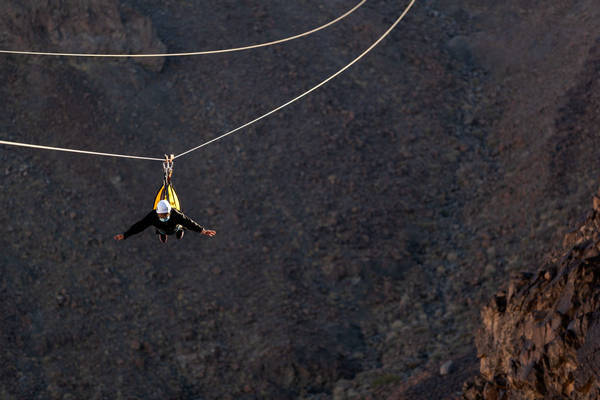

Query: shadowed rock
0,0,166,71
464,188,600,399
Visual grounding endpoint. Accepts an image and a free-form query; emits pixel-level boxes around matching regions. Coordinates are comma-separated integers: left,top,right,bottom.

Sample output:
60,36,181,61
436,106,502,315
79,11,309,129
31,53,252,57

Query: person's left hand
114,234,125,241
202,229,216,237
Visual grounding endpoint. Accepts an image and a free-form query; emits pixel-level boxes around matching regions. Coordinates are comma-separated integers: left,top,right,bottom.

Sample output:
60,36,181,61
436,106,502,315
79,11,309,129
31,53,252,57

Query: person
114,200,216,243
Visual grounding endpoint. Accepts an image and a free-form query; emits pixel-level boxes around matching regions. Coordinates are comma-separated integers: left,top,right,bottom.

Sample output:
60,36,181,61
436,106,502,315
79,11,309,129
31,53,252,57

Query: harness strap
162,154,175,202
163,154,174,183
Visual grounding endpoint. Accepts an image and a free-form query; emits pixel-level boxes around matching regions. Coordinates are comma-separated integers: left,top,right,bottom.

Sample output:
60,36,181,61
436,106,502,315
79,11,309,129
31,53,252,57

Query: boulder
464,192,600,399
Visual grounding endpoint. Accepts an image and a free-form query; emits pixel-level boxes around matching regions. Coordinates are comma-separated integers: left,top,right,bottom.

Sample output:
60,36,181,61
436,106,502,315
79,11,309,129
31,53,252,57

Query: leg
176,225,184,240
156,229,168,243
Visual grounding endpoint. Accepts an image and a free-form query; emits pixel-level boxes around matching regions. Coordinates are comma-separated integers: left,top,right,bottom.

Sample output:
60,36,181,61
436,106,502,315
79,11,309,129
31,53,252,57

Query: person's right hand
202,229,216,237
114,234,125,241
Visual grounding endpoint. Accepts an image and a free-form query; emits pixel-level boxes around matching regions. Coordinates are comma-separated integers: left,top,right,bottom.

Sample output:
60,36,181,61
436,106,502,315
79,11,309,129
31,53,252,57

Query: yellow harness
153,154,181,211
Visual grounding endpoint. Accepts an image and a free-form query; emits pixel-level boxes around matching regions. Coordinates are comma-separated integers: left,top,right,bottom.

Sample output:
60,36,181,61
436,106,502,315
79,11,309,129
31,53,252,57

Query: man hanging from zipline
114,155,216,243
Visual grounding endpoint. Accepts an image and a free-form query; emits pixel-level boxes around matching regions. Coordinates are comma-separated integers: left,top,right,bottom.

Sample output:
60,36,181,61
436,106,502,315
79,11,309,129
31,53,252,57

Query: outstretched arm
114,212,154,240
176,211,216,237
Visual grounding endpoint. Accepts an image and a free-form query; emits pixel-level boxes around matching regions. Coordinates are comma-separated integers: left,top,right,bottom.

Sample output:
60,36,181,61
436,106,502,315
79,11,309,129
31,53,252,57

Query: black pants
155,225,184,238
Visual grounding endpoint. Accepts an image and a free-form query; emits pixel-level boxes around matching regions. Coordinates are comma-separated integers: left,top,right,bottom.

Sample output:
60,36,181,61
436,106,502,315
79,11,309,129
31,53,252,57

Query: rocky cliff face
464,191,600,399
0,0,166,70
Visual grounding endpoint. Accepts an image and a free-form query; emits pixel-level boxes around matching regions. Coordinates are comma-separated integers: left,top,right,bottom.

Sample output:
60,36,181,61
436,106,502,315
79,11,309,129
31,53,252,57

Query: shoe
176,229,184,240
159,233,167,243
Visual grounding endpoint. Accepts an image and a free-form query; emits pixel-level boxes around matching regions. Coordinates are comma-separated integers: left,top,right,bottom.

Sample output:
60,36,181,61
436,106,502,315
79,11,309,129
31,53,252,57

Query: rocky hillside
0,0,483,398
1,0,600,399
464,191,600,399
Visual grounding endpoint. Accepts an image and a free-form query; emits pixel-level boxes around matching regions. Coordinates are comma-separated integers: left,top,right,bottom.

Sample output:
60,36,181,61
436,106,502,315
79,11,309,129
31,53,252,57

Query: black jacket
123,209,204,239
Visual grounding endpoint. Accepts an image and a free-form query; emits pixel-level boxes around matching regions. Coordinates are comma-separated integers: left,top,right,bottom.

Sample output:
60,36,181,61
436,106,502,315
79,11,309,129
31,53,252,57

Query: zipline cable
0,0,415,161
0,0,366,58
0,139,163,161
174,0,416,160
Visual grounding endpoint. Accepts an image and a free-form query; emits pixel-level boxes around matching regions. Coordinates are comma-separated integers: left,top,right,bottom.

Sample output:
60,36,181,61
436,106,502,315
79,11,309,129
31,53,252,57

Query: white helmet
156,200,172,214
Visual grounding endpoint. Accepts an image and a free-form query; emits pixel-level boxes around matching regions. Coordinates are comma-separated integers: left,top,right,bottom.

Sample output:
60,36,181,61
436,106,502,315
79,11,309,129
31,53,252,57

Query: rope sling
153,154,181,211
